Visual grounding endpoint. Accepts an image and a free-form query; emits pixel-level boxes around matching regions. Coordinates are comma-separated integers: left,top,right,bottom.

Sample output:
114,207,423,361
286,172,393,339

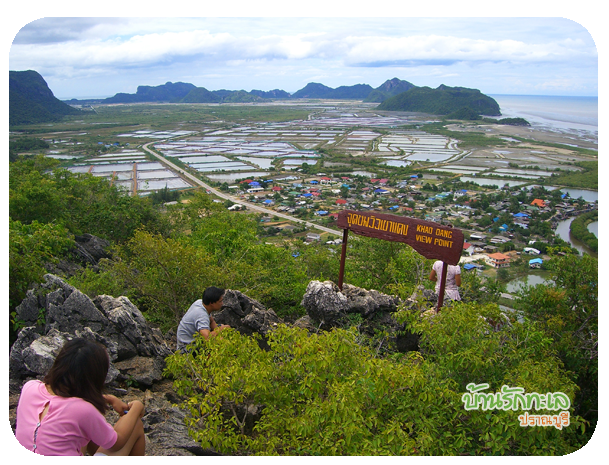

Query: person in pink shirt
15,338,145,456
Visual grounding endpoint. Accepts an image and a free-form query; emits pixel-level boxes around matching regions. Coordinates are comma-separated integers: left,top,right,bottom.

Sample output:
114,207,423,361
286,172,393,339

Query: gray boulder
300,280,349,328
342,283,400,317
10,274,171,388
213,289,282,337
300,280,420,353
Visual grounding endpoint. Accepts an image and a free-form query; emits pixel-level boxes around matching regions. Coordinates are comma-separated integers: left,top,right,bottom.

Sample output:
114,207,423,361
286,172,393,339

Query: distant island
10,70,511,126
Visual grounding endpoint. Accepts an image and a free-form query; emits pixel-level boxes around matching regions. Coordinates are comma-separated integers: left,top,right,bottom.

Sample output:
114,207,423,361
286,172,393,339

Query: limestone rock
214,289,282,337
300,280,349,328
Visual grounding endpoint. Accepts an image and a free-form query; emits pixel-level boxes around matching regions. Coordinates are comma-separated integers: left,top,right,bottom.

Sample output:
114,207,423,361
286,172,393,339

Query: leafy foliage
9,156,168,242
548,161,598,190
378,85,500,116
9,219,74,315
515,255,598,429
568,211,598,252
165,302,587,455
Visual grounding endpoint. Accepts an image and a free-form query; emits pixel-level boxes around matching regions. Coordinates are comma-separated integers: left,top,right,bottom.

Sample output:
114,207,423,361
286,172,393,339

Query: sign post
337,210,464,312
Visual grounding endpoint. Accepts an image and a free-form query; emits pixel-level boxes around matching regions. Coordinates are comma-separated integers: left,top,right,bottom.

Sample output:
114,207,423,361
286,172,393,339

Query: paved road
141,141,342,237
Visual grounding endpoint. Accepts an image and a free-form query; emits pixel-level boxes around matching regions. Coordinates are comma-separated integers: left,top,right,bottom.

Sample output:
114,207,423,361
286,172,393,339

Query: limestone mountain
9,70,82,126
377,84,501,116
103,81,197,103
250,89,291,99
364,77,416,103
291,82,373,99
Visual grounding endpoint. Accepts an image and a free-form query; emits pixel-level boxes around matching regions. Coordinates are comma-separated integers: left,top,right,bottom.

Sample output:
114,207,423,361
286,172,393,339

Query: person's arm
107,400,145,452
198,325,231,340
455,271,462,287
209,314,218,332
429,269,437,282
104,394,129,416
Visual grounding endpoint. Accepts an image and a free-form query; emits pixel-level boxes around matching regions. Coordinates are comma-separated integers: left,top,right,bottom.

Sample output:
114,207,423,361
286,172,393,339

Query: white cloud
8,16,599,97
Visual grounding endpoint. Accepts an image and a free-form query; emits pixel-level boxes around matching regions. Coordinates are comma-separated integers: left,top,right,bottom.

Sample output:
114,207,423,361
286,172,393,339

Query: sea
489,94,598,143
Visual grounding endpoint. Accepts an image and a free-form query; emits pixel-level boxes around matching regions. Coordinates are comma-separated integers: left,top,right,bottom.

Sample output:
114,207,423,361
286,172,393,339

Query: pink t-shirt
15,380,118,456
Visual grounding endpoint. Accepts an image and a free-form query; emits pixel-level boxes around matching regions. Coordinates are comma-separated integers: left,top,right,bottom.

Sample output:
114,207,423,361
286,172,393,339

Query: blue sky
7,3,602,99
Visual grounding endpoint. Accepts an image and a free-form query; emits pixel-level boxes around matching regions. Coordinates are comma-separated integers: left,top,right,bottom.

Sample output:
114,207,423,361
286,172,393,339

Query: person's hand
127,400,145,418
105,395,130,416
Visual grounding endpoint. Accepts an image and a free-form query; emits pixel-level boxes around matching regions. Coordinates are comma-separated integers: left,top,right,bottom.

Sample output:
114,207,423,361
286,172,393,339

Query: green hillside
291,82,373,99
377,84,501,116
103,81,196,103
179,87,222,103
9,70,82,126
364,77,416,102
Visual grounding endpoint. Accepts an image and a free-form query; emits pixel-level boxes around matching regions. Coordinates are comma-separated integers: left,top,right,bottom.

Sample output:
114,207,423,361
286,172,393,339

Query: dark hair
202,286,225,305
43,338,109,414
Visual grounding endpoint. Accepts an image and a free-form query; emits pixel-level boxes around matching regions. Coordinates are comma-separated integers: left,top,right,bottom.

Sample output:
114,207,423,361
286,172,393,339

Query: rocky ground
8,272,424,456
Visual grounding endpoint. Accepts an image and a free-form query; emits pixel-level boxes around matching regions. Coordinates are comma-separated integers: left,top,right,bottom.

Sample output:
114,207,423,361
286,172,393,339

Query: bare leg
97,416,145,456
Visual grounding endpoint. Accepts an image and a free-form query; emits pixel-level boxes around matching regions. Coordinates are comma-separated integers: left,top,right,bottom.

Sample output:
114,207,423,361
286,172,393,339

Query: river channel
505,207,597,293
554,217,597,258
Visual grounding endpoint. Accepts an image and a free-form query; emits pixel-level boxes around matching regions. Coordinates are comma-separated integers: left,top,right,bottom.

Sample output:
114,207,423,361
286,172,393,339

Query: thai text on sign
337,210,464,265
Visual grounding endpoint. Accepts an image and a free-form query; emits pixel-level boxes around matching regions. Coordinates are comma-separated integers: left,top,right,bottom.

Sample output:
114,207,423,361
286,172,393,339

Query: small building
531,199,546,208
486,252,511,268
306,233,321,242
529,258,543,269
524,247,541,255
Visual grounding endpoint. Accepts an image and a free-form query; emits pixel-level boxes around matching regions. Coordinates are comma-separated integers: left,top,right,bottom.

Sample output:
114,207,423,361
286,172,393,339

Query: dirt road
141,141,342,237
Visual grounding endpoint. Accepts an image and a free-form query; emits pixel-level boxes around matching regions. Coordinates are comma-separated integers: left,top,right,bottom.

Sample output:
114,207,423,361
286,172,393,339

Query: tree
9,219,74,342
515,254,598,433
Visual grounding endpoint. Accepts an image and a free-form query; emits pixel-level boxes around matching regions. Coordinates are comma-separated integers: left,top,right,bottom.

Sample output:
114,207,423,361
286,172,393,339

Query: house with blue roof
529,258,543,269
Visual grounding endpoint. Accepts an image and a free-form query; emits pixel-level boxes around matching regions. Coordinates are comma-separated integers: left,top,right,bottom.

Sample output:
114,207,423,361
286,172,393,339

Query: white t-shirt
433,261,461,300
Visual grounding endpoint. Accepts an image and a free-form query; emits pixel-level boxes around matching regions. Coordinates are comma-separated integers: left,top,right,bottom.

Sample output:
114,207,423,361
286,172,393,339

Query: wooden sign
337,210,464,265
337,210,465,311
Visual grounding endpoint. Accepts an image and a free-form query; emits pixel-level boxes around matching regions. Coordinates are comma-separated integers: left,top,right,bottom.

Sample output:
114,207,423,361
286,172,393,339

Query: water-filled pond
506,271,553,293
459,177,528,187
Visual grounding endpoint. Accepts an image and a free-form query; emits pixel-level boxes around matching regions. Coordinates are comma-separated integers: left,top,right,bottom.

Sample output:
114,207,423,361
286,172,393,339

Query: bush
164,301,588,455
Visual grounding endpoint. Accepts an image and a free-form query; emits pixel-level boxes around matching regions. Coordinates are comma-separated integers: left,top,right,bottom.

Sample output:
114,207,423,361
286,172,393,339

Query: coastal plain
21,100,597,201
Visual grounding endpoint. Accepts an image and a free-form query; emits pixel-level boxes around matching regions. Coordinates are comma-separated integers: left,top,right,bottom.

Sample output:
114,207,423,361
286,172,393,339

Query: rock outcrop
299,280,420,352
9,276,427,455
10,274,170,389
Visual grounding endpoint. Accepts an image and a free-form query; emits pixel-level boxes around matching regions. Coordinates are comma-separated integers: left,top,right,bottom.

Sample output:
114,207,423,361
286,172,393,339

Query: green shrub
164,302,588,455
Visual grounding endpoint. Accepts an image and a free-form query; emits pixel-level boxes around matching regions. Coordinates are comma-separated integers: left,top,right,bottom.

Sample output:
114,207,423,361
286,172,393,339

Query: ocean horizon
489,94,598,135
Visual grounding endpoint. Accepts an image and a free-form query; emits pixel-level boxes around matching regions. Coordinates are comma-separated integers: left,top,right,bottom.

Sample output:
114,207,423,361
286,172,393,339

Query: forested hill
9,70,82,126
363,77,416,103
60,78,421,104
377,84,501,116
103,81,197,103
290,82,374,99
11,70,501,118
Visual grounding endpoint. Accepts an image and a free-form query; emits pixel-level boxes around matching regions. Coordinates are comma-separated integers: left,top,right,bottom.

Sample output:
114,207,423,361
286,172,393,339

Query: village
35,100,597,285
216,168,597,274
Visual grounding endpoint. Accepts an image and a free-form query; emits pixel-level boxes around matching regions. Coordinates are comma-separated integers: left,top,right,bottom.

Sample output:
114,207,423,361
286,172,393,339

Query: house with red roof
485,252,511,268
531,199,546,208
